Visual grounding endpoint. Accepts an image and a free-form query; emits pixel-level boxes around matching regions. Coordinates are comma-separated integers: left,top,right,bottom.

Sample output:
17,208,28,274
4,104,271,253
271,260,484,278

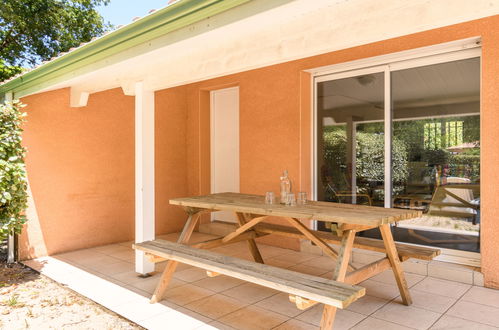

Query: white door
211,87,240,222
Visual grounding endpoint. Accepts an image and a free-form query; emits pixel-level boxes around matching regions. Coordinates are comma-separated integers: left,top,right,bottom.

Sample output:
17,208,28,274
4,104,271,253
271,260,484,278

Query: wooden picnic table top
170,192,422,226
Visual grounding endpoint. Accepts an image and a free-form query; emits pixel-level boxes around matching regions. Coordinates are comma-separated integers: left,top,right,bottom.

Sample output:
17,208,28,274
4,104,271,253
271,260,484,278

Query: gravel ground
0,242,142,330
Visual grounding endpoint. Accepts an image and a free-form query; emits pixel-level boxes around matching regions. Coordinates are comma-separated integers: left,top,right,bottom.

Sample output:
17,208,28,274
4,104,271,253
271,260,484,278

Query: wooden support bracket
289,295,318,310
206,270,220,277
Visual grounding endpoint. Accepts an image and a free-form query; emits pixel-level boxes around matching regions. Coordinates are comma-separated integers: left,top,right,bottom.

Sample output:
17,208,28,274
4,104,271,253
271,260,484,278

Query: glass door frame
310,38,482,266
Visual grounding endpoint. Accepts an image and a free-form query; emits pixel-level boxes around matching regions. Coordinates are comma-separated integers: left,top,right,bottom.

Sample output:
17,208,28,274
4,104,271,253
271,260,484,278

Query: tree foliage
0,0,110,81
322,128,408,192
0,100,27,240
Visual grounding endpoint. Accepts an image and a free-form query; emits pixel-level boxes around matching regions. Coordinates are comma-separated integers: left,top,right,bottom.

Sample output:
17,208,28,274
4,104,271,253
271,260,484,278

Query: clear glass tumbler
286,193,296,206
265,191,275,204
297,192,307,205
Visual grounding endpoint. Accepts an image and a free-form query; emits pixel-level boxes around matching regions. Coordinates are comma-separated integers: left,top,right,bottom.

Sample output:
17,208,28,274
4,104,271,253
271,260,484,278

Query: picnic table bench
133,192,440,329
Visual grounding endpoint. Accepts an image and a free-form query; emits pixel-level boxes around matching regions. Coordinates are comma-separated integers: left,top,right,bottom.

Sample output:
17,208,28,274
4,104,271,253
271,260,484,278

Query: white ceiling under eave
17,0,499,99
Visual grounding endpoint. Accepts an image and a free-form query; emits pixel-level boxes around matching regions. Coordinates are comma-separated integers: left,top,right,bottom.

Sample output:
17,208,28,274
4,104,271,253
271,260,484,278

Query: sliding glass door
314,54,480,254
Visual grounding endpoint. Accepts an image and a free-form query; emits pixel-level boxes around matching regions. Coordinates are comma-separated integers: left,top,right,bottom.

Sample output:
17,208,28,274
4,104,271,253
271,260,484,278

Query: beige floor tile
358,280,401,300
56,249,106,263
199,321,237,330
222,282,278,304
157,232,181,241
75,254,124,268
94,244,131,255
130,275,185,294
428,261,474,284
351,317,413,330
461,286,499,309
193,275,245,292
218,305,289,330
411,277,471,299
273,318,319,330
118,240,134,247
184,294,246,319
430,315,499,330
164,283,215,306
446,300,499,327
189,232,219,243
392,289,456,314
257,245,293,258
372,302,441,330
140,307,211,330
265,257,298,269
111,249,135,262
298,256,337,270
111,270,146,285
94,260,134,276
278,251,318,264
295,304,366,329
346,295,389,315
287,264,329,277
232,252,257,261
255,292,304,318
402,259,428,276
370,269,425,288
175,267,212,282
211,243,250,256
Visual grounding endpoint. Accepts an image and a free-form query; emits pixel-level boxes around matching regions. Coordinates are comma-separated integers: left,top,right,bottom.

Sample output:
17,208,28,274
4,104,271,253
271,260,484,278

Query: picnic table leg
320,229,356,330
150,211,201,303
379,224,413,305
236,213,264,263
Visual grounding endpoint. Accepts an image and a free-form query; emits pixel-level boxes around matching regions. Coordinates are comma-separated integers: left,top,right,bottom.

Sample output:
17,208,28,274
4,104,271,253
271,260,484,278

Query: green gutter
0,0,251,97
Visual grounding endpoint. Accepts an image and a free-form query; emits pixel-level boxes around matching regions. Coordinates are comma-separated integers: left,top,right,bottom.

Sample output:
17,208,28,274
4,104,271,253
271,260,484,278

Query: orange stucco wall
18,15,499,288
19,88,135,258
178,15,499,286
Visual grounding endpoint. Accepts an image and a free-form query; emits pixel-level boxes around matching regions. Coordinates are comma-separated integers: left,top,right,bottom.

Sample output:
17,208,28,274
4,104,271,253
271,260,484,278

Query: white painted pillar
346,117,357,204
134,82,155,274
5,92,15,264
384,68,393,208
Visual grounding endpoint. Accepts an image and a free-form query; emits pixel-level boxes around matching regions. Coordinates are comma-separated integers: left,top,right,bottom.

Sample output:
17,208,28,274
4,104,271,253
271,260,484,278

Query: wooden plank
145,253,166,263
206,271,220,277
150,212,200,303
170,193,422,226
236,213,264,263
344,256,408,285
191,231,266,249
221,216,267,243
285,217,340,261
289,295,317,310
285,217,355,271
379,224,413,306
135,239,365,309
320,230,356,329
252,223,440,261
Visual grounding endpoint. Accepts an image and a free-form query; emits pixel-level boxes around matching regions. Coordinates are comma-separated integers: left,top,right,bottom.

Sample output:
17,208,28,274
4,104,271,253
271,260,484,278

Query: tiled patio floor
23,232,499,330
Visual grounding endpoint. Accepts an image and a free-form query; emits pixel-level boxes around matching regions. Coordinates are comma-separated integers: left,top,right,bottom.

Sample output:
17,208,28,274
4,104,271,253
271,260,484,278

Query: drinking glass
286,193,296,206
297,192,307,205
265,191,275,204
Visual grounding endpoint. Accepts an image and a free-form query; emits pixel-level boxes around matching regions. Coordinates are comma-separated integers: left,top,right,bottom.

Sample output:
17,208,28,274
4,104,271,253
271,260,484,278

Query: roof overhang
2,0,499,100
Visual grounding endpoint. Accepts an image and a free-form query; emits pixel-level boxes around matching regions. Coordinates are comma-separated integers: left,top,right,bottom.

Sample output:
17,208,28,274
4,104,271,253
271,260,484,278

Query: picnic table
135,192,440,329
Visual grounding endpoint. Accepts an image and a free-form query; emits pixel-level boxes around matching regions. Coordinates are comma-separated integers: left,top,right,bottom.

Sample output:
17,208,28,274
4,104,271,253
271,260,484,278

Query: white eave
4,0,499,99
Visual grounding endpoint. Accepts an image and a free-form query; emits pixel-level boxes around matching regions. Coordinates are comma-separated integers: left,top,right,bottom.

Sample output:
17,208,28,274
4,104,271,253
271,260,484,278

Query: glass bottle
280,170,292,204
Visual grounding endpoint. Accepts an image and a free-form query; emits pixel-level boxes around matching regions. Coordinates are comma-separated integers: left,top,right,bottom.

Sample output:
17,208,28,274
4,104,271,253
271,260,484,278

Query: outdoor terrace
23,231,498,330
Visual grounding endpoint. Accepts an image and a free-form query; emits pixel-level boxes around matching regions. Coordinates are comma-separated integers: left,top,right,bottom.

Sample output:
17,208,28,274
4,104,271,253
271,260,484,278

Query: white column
346,117,357,204
134,82,155,274
384,68,393,208
5,92,15,263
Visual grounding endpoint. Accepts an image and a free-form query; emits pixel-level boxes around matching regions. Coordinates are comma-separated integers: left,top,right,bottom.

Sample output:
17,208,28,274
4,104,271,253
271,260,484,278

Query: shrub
0,100,28,241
